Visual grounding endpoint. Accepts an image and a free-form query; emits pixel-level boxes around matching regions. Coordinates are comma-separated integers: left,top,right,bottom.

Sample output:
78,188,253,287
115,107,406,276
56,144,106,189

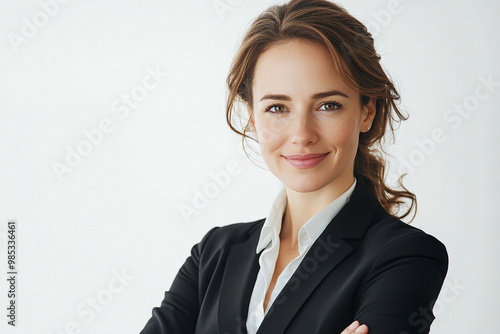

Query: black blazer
140,178,448,334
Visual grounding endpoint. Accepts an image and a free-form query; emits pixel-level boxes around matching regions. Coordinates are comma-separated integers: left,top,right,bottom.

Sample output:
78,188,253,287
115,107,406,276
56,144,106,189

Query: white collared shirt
245,179,357,334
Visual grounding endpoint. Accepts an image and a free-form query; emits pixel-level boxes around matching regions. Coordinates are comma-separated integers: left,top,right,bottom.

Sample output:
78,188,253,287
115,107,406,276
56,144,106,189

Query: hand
340,320,369,334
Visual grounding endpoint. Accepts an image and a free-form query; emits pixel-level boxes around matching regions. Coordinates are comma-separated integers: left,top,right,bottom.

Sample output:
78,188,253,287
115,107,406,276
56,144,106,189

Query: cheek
254,120,286,152
324,120,360,152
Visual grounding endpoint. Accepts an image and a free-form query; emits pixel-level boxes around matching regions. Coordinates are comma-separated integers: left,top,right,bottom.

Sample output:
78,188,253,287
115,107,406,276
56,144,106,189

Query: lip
282,153,329,169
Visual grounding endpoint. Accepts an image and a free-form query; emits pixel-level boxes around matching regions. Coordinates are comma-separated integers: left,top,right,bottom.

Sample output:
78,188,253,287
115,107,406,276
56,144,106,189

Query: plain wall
0,0,499,333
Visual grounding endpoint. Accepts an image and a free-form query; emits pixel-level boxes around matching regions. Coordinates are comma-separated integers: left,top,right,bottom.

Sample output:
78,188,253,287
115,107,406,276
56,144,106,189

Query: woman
141,0,448,333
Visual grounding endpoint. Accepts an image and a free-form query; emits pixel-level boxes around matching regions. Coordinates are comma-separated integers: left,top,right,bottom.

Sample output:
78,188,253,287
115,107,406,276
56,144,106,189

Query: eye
266,104,288,114
318,102,342,112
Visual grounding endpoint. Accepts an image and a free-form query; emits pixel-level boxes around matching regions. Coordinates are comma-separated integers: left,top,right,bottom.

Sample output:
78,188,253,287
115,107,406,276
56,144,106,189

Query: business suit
140,177,448,334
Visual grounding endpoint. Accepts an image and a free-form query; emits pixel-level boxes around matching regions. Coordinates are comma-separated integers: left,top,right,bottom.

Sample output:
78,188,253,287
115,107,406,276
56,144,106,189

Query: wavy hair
226,0,416,220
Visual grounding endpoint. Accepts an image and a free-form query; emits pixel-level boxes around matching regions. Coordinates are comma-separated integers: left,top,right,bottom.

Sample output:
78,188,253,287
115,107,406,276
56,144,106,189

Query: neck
280,174,355,249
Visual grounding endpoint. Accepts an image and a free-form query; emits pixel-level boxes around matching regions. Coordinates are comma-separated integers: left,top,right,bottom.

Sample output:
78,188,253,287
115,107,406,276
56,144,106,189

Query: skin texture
248,39,375,333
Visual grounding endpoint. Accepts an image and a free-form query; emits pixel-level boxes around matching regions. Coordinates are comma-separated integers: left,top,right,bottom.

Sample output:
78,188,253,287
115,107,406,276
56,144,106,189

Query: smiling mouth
282,153,329,168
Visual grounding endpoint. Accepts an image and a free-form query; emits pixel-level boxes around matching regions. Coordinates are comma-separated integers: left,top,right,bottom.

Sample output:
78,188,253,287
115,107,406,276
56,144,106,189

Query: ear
360,98,376,133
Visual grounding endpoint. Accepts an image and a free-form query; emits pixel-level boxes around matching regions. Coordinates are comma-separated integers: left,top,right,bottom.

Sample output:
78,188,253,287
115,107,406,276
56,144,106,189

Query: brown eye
320,102,341,111
267,105,287,113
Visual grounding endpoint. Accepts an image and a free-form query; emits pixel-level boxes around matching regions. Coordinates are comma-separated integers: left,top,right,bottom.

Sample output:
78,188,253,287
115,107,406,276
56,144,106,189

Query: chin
280,177,330,194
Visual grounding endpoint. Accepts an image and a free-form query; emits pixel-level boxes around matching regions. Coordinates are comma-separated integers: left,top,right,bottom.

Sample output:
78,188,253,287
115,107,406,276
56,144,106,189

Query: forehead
252,39,357,100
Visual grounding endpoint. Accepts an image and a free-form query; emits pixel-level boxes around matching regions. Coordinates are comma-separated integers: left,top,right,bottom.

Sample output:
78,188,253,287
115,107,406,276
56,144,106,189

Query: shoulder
362,213,448,272
205,218,265,243
195,218,265,253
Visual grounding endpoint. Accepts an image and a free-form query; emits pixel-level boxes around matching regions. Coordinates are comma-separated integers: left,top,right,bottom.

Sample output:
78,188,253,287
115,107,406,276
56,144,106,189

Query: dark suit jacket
140,178,448,334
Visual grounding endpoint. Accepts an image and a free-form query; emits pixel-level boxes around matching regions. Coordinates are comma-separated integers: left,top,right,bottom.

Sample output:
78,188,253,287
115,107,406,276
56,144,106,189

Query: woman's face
249,39,375,194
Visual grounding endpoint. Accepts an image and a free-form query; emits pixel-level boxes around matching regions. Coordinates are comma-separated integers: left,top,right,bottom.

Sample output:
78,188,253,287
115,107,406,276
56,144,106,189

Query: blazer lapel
256,178,382,333
218,221,263,334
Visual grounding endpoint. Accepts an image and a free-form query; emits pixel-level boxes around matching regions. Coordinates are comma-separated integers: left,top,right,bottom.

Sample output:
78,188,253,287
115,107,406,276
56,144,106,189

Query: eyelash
265,101,343,114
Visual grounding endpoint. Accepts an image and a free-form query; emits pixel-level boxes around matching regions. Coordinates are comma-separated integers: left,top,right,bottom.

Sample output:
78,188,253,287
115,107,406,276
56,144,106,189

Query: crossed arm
341,231,448,334
140,226,448,334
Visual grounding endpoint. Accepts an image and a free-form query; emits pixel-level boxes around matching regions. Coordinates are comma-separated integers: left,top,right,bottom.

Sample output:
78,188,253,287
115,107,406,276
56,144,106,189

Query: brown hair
226,0,416,220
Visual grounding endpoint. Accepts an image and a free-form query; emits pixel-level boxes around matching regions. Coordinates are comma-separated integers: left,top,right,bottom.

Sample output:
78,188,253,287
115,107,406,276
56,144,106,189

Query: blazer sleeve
140,226,220,334
354,231,449,334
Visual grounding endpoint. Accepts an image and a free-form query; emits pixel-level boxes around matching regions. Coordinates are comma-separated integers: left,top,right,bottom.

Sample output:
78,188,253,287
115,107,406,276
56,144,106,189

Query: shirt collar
256,178,357,254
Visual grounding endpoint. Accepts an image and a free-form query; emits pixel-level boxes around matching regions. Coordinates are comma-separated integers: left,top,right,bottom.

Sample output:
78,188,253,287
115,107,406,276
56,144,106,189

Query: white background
0,0,499,333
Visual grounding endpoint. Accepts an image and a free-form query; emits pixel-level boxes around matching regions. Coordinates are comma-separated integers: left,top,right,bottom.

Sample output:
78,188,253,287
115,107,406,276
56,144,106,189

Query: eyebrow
259,90,349,102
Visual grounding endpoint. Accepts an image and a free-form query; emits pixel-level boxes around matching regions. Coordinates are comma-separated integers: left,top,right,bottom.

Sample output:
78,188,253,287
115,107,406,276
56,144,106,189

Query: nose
289,111,318,146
